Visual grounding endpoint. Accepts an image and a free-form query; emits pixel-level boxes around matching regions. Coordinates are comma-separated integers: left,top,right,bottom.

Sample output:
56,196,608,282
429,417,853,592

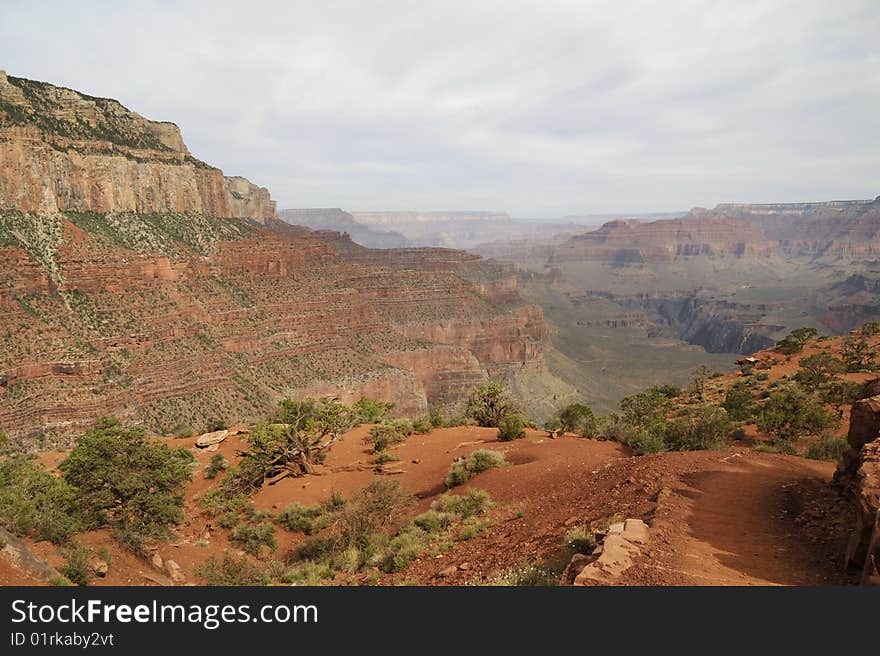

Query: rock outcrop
834,380,880,584
0,71,275,219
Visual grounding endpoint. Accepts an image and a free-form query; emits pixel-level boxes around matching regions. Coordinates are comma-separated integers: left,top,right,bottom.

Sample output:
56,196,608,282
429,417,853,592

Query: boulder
91,559,108,578
622,519,650,545
573,534,640,585
165,559,186,584
843,440,880,583
560,554,592,585
847,395,880,451
151,552,163,570
195,430,228,448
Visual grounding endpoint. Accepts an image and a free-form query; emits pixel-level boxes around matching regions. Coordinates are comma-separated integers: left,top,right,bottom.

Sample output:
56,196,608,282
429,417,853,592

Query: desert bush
443,450,506,488
411,509,456,534
796,353,846,386
368,423,409,453
564,527,598,555
411,416,433,434
206,418,228,432
280,560,335,585
336,479,414,550
821,380,863,406
620,388,673,432
429,407,445,428
598,414,665,454
457,516,491,541
0,456,79,544
556,403,598,437
295,535,337,562
230,520,277,557
722,382,758,421
805,435,849,461
47,575,74,587
776,327,818,355
60,543,93,586
431,489,493,518
352,397,394,424
497,414,526,441
861,321,880,337
664,405,732,451
196,554,269,586
376,526,426,573
171,423,195,438
229,399,353,493
757,385,840,442
842,334,878,372
374,452,401,465
204,453,227,479
59,419,192,548
465,381,518,428
276,502,329,535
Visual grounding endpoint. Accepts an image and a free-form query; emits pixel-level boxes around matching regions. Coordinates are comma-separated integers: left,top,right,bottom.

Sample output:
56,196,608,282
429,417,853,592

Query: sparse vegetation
196,554,270,586
59,418,193,552
497,414,526,441
465,381,519,428
60,543,93,586
204,453,227,479
757,385,840,443
444,450,506,488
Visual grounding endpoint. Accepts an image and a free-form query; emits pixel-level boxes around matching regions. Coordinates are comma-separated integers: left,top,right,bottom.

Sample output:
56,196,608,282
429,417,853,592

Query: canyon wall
0,71,275,219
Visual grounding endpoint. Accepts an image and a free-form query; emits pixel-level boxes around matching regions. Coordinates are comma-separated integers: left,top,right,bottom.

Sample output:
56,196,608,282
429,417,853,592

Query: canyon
0,72,570,448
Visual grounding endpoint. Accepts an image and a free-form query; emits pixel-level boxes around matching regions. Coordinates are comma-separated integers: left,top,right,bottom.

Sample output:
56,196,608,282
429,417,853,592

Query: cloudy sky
2,1,878,218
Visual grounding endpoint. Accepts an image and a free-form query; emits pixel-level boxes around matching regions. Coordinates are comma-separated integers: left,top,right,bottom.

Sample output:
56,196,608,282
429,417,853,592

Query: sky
1,0,878,218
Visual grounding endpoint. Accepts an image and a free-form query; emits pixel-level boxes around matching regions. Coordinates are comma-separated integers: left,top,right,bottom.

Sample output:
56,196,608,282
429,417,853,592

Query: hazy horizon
2,0,878,218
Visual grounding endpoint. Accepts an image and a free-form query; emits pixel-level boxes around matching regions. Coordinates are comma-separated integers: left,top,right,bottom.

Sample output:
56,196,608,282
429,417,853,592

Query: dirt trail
627,453,853,586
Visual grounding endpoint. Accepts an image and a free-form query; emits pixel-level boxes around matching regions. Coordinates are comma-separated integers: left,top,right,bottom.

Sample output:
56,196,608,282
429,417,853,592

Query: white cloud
1,0,877,217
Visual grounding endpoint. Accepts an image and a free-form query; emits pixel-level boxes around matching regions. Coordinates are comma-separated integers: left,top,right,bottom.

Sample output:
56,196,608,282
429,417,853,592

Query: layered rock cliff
0,72,558,447
0,71,275,219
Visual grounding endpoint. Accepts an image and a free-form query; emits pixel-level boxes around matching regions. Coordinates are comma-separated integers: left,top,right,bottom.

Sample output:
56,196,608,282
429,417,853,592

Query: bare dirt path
625,452,854,586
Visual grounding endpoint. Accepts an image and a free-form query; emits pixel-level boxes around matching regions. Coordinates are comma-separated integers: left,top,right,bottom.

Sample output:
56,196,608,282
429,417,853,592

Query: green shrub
373,452,400,465
805,435,849,461
206,419,228,432
557,403,597,436
457,516,491,541
795,354,846,386
376,526,426,573
411,510,456,533
428,408,445,428
368,423,409,453
59,419,193,549
280,560,335,585
0,456,79,544
664,405,732,451
564,527,597,555
295,535,336,562
336,479,413,550
276,503,328,534
757,386,840,442
231,520,277,557
722,382,757,421
47,575,74,587
821,381,864,406
352,397,394,424
465,381,518,428
431,489,494,518
204,453,227,479
60,543,92,586
196,554,269,586
323,491,346,513
443,450,506,488
411,416,433,434
172,423,195,438
497,414,526,441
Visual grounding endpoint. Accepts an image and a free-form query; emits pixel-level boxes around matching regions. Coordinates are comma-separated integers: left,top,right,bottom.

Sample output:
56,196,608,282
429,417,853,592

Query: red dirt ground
5,424,856,586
